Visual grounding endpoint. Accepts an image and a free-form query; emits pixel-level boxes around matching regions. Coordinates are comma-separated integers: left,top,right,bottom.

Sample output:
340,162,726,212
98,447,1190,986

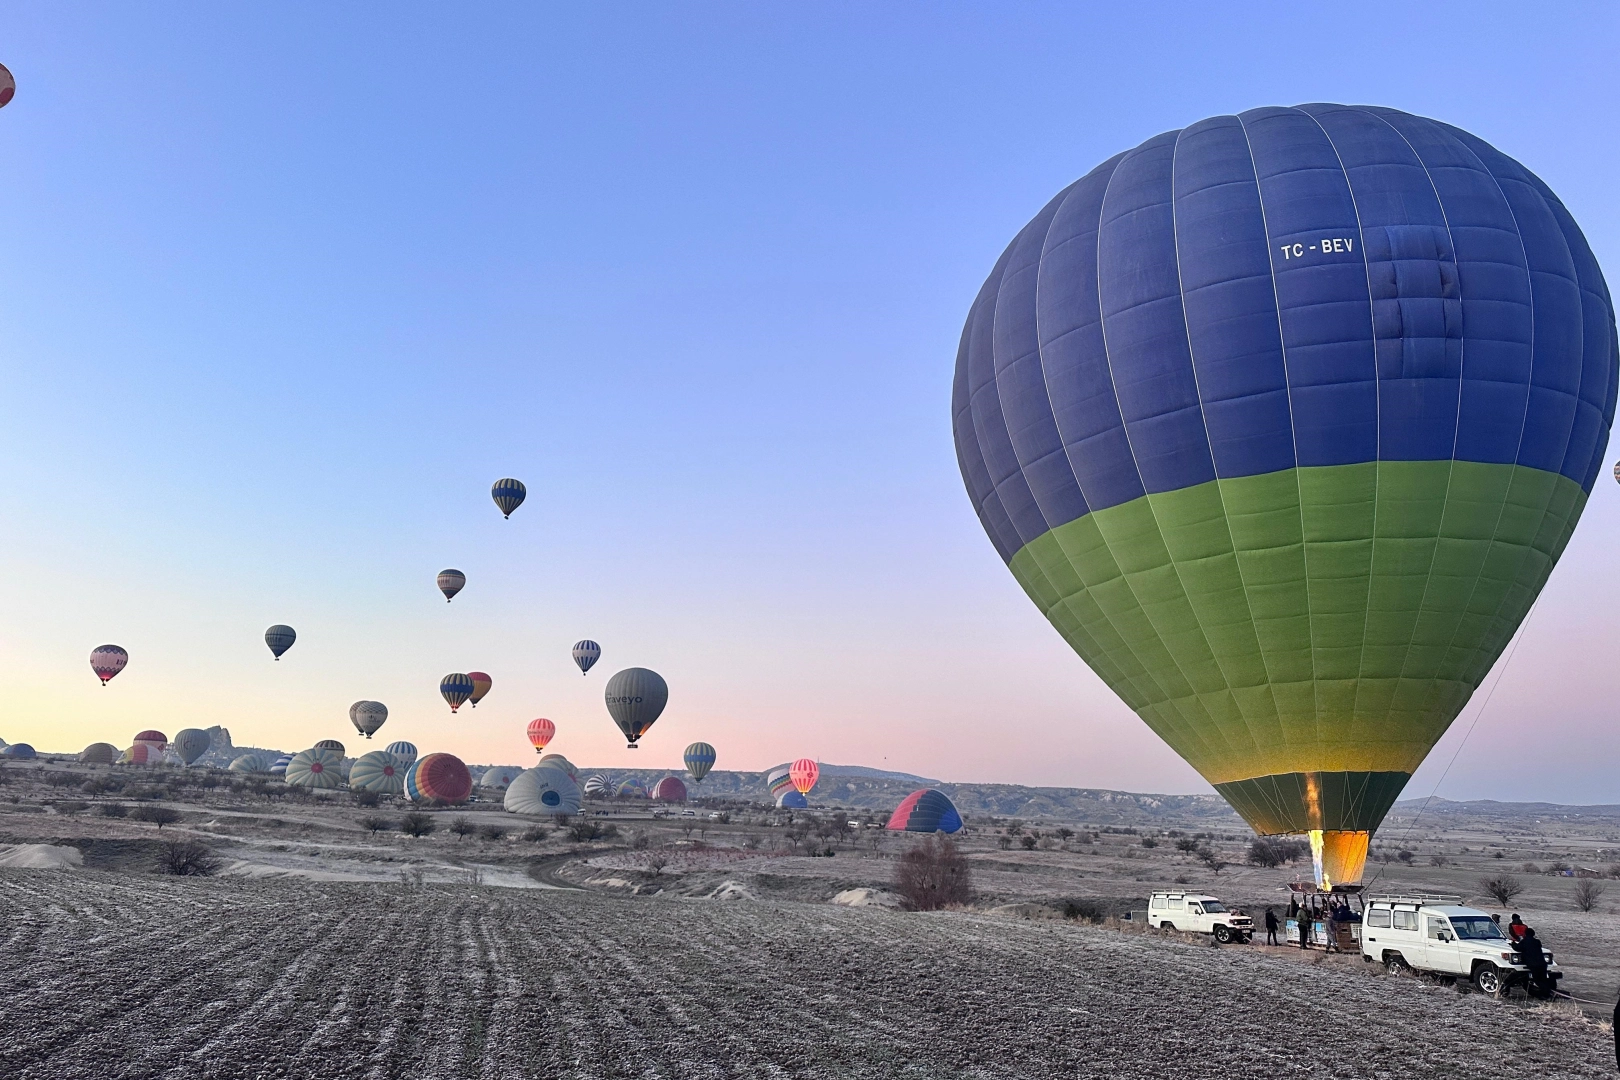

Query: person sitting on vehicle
1517,926,1552,998
1264,907,1279,945
1508,914,1528,943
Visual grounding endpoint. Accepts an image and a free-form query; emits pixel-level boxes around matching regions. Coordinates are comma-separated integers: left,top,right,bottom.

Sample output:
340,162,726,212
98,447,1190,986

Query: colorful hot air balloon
350,700,388,739
79,743,118,765
121,743,165,767
614,778,647,799
953,105,1619,889
789,758,818,796
491,478,526,518
651,776,688,803
887,789,963,834
683,742,716,783
133,730,167,750
437,569,466,602
766,765,795,800
526,718,556,754
572,640,601,675
384,741,418,766
0,64,13,108
90,645,128,685
505,765,581,816
171,728,212,766
285,747,343,790
349,751,404,795
269,753,293,777
264,625,296,660
1612,460,1619,485
604,667,668,748
440,673,474,713
467,672,492,707
404,752,473,804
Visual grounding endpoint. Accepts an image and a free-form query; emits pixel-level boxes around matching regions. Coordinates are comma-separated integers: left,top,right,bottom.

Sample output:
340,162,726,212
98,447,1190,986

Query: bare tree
894,836,972,911
399,812,436,838
643,850,669,876
448,817,476,842
130,805,181,829
1197,846,1227,875
359,815,392,836
158,840,221,876
1480,875,1525,907
1574,878,1606,912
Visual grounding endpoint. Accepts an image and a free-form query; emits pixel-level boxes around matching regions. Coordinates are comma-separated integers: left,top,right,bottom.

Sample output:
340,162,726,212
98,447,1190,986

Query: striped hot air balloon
572,640,600,675
467,672,492,707
285,748,343,790
506,765,581,816
228,753,268,774
491,478,527,518
789,758,818,796
349,751,404,795
264,625,296,660
91,645,128,685
683,742,717,783
385,741,418,766
405,753,472,804
887,789,963,834
440,673,474,713
314,739,346,756
582,774,611,798
766,766,794,800
269,754,293,777
437,569,466,602
133,730,167,750
122,743,166,767
350,701,388,740
526,718,555,753
953,104,1619,888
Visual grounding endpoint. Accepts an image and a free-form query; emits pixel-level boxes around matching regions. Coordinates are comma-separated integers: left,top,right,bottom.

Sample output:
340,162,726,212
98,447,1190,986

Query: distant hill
1387,797,1620,827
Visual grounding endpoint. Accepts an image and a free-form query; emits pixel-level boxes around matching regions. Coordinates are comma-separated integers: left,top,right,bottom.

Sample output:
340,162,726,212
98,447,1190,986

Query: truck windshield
1199,901,1226,912
1449,916,1506,941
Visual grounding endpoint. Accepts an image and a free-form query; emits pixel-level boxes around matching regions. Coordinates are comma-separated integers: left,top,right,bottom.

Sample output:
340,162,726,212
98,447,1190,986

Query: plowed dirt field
1,871,1612,1079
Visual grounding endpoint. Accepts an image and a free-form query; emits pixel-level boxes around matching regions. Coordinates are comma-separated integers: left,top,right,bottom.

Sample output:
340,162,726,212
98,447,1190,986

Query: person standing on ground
1265,907,1279,946
1517,927,1551,998
1298,902,1312,950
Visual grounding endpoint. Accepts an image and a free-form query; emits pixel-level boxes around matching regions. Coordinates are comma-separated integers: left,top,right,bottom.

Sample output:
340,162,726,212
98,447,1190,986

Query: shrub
448,817,476,841
1140,837,1158,849
130,805,181,829
1492,850,1505,859
1397,849,1414,863
1020,835,1038,851
894,836,972,912
1174,837,1202,853
158,840,221,876
741,834,758,851
997,835,1012,850
399,813,436,838
1056,827,1074,840
1480,875,1525,906
521,826,548,843
1574,879,1606,912
1197,847,1227,874
100,802,128,818
643,850,669,876
479,824,508,842
1521,862,1541,874
56,801,90,817
359,815,392,837
1062,899,1108,923
352,790,380,809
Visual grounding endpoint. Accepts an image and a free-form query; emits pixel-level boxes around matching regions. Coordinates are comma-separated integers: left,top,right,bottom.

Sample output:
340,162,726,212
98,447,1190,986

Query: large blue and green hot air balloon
954,104,1617,887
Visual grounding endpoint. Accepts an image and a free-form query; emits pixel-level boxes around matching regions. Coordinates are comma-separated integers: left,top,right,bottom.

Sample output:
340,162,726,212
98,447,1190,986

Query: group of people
1262,896,1359,951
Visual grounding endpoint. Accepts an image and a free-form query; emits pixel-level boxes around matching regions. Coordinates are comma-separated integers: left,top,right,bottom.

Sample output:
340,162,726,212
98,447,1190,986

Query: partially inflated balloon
467,671,492,707
349,751,403,795
527,717,555,753
0,64,14,108
789,758,818,796
683,742,716,783
604,668,668,748
437,569,466,602
384,741,418,766
171,728,211,766
491,478,526,518
506,766,581,816
405,752,472,804
285,748,343,790
350,700,388,739
953,105,1618,888
440,673,474,712
91,645,127,685
265,625,296,660
572,640,600,675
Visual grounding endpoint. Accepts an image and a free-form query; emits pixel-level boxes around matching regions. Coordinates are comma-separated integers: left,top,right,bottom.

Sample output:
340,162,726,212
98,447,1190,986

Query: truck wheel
1384,953,1409,976
1472,965,1503,996
1160,922,1175,931
1214,925,1233,944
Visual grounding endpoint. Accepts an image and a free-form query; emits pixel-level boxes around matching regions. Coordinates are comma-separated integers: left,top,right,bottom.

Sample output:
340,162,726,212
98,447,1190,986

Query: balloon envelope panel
582,774,611,797
133,730,167,747
887,789,964,834
651,776,687,802
766,766,794,798
953,104,1618,853
538,754,578,783
2,743,36,760
79,743,118,765
776,790,808,809
505,766,582,816
228,754,267,774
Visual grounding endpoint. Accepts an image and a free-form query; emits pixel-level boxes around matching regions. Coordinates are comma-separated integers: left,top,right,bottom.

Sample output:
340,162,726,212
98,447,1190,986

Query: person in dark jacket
1298,902,1313,950
1612,992,1619,1069
1508,914,1528,943
1264,907,1279,946
1517,927,1551,998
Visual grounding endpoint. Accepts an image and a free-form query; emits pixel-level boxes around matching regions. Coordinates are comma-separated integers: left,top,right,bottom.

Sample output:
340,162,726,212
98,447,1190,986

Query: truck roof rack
1365,894,1463,906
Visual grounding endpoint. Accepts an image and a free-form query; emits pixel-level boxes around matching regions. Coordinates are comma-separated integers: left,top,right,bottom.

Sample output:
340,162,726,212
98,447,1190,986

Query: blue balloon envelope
886,789,962,834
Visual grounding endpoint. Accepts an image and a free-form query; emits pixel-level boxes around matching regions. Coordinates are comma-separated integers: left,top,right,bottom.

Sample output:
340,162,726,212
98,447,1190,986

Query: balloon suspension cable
1364,597,1541,893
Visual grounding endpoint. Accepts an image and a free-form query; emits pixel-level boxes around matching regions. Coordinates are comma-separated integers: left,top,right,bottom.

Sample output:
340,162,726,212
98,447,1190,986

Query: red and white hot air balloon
91,645,128,685
789,758,819,795
527,718,555,754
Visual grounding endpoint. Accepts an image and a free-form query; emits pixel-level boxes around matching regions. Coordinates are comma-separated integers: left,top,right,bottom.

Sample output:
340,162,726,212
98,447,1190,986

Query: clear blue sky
1,3,1617,800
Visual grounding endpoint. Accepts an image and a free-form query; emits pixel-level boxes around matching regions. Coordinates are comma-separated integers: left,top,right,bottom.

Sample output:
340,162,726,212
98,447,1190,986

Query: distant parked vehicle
1360,896,1559,995
1148,891,1253,943
681,809,697,817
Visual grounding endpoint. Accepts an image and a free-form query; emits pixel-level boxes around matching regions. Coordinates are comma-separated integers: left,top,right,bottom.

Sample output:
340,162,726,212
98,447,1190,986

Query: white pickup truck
1360,895,1561,995
1147,891,1253,943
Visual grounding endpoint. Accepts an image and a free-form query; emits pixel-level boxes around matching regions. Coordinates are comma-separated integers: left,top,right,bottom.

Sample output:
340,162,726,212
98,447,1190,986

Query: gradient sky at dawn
1,3,1617,802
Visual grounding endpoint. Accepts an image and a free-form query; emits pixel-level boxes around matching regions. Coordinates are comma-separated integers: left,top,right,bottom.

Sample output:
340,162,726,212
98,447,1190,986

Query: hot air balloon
404,752,472,804
582,774,611,798
505,765,581,816
90,645,128,685
478,764,525,792
265,625,296,660
789,758,818,796
538,754,579,784
604,668,668,748
0,63,14,108
526,718,555,754
651,776,687,803
133,730,167,750
683,742,716,783
285,748,343,790
79,743,118,765
467,672,492,707
766,765,795,801
437,569,466,602
440,673,474,712
269,753,293,777
887,789,963,834
171,729,211,766
614,778,646,799
1613,460,1619,485
314,739,346,756
776,790,808,810
121,743,165,767
953,105,1619,888
349,751,404,795
2,743,36,760
350,700,388,740
384,741,418,766
572,640,600,675
228,753,267,774
491,478,526,518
